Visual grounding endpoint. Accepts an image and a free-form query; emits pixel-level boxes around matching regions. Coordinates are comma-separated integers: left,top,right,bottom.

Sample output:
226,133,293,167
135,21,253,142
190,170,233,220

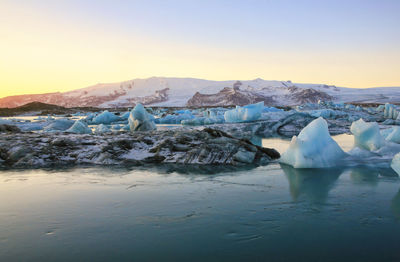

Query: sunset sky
1,0,399,98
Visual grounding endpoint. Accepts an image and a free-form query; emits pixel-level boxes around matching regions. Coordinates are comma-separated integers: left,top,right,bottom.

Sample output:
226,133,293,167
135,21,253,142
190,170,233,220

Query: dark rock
0,124,21,133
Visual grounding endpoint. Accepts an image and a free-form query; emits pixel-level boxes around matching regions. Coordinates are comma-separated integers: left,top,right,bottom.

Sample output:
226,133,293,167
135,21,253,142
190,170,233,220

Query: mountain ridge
1,77,399,108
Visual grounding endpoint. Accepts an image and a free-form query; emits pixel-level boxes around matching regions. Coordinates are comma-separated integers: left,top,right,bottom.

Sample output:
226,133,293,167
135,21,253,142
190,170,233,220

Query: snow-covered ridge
0,77,399,108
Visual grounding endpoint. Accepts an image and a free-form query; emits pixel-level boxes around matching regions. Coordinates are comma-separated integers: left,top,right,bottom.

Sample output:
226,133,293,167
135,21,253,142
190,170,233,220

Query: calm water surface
1,136,400,261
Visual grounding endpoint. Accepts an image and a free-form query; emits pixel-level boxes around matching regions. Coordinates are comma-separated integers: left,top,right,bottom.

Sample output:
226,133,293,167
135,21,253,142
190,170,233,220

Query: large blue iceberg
279,117,346,168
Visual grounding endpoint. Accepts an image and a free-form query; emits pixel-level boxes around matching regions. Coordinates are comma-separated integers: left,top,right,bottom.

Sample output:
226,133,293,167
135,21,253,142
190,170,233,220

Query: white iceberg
224,102,264,123
350,119,385,151
128,104,156,132
279,117,346,168
66,120,92,134
94,124,111,134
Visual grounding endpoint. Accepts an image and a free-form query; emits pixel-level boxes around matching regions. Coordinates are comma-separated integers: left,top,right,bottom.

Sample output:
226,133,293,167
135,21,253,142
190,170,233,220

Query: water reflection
392,189,400,220
350,167,398,186
0,163,262,177
281,164,342,203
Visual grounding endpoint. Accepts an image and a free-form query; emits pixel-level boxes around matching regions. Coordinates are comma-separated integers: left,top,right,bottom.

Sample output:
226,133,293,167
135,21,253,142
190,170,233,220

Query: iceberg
43,119,74,132
279,117,346,168
83,112,97,122
94,124,111,134
156,113,194,124
263,106,283,113
182,117,222,126
128,104,156,132
66,120,92,134
391,153,400,175
224,102,264,123
376,104,385,112
181,117,207,126
308,109,336,119
385,127,400,144
121,111,131,120
93,110,120,124
350,119,385,151
384,103,399,119
112,124,122,130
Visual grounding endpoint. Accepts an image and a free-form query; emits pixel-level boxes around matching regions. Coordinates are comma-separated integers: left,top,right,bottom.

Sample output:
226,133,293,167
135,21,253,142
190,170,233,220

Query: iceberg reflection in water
1,162,400,261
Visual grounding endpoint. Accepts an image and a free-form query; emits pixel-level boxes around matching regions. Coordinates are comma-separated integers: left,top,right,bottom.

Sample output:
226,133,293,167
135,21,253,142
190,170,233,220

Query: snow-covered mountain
0,77,399,108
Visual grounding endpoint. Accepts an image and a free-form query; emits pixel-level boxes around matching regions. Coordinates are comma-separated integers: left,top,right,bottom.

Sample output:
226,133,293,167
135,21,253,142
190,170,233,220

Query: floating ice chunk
121,111,131,120
44,119,74,132
385,127,400,144
94,124,111,134
384,103,399,119
376,104,385,112
156,113,194,124
84,112,96,122
112,124,122,130
93,110,120,124
66,120,92,134
345,104,356,110
350,119,385,151
0,119,12,125
181,115,224,126
128,104,156,132
279,117,346,168
181,117,206,126
18,122,46,131
263,106,283,113
309,109,336,119
224,102,264,123
391,153,400,175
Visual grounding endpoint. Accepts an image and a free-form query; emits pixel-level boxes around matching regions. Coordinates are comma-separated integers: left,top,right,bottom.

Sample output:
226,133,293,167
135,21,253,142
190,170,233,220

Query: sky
0,0,399,98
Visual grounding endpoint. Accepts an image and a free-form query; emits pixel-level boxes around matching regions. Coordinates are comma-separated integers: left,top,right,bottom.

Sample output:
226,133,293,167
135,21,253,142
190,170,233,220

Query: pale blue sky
0,0,399,96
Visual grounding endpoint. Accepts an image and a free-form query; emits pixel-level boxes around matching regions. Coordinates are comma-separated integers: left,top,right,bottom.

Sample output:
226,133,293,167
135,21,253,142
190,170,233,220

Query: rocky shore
0,128,279,168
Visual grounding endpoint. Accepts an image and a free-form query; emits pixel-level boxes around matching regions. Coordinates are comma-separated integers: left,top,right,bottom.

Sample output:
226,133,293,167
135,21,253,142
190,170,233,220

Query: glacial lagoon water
1,135,400,261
